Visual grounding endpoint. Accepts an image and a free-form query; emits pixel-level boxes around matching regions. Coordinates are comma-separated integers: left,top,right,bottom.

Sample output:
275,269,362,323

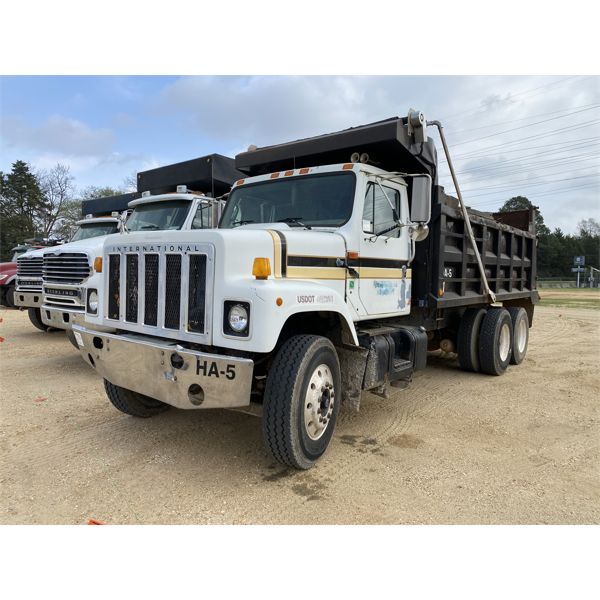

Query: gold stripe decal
267,230,282,277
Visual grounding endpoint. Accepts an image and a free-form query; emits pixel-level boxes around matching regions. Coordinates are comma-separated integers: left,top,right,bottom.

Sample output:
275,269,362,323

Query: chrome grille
144,254,159,326
43,252,90,284
164,255,182,329
105,246,211,343
16,256,43,291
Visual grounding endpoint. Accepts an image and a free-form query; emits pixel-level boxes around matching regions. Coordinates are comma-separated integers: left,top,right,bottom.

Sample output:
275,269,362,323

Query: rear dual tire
458,306,529,375
478,308,513,376
507,307,529,365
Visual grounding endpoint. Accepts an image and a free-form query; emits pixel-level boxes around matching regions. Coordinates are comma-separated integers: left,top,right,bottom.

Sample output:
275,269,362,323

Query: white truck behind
41,154,242,341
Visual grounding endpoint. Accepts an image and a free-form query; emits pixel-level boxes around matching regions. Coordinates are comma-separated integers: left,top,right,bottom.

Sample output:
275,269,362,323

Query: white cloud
1,114,115,156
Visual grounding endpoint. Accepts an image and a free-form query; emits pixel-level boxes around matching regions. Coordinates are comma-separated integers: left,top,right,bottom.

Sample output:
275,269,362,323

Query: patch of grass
539,297,600,310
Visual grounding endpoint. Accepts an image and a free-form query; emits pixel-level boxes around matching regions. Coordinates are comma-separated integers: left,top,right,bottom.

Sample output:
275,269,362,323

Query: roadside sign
574,256,585,266
571,267,585,272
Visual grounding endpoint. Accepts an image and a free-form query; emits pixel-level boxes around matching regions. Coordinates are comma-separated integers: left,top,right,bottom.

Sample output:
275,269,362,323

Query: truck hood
44,233,123,257
101,226,348,275
0,261,17,274
19,248,46,259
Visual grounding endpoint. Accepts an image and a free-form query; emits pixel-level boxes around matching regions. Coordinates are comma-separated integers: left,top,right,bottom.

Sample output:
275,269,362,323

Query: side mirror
410,176,432,224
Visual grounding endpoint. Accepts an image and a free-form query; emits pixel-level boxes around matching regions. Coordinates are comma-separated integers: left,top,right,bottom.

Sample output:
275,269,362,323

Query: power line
449,150,600,177
453,165,600,188
447,105,600,147
444,102,600,136
439,141,600,174
438,135,600,163
467,182,599,207
460,174,600,198
458,172,600,195
435,119,600,159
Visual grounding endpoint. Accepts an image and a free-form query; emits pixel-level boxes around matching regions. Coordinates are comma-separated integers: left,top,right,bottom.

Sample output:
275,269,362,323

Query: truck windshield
71,223,120,241
126,200,191,231
220,172,356,229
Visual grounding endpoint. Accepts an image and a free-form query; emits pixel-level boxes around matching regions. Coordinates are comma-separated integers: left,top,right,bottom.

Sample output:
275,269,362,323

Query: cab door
357,180,411,317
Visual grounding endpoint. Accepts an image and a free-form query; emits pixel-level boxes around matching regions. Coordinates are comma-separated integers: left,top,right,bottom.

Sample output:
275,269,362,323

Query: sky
1,75,598,233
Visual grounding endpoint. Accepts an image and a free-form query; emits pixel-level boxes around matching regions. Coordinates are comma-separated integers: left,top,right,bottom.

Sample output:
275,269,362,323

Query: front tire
104,379,170,418
478,307,513,376
27,307,50,331
65,329,79,349
3,284,15,308
262,335,341,470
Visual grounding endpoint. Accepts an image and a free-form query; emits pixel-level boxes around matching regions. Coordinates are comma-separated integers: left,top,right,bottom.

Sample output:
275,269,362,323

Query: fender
2,274,17,286
212,278,359,353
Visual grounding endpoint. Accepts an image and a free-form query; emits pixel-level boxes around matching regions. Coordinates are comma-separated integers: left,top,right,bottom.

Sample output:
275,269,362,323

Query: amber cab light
252,257,272,280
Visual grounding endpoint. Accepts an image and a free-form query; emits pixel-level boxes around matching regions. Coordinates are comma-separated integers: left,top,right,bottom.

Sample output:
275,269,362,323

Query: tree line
498,196,599,279
0,160,127,261
1,160,599,278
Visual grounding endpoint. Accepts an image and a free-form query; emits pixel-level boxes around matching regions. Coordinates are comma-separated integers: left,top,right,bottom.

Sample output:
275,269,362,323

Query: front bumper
72,324,255,410
41,305,83,331
14,290,43,308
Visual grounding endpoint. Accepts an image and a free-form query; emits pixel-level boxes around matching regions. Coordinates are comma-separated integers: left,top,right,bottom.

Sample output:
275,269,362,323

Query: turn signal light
94,257,103,273
252,257,271,280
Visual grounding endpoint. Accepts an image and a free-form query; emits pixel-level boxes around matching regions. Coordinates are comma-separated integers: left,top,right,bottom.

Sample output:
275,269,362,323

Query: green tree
54,185,124,241
0,160,46,260
498,195,550,236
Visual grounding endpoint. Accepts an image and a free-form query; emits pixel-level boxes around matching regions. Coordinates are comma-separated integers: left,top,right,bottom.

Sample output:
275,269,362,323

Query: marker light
176,185,188,193
94,257,103,273
252,257,271,280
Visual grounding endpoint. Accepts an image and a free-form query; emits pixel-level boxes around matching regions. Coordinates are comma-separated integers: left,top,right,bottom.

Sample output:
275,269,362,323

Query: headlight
87,289,99,314
228,304,248,333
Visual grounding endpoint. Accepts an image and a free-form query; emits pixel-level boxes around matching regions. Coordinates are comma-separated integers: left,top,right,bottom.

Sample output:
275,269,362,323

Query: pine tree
0,161,46,260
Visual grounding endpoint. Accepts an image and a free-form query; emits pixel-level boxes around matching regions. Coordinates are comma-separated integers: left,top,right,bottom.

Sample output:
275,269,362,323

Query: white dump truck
14,215,124,332
40,154,241,341
73,111,539,469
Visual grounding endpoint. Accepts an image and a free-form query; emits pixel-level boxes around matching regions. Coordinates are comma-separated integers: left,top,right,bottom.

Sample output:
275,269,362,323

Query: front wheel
262,335,341,470
3,284,15,308
65,329,79,349
104,379,170,418
27,307,50,331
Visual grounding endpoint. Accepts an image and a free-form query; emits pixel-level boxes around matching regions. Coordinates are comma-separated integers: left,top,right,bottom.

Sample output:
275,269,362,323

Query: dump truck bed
410,186,539,329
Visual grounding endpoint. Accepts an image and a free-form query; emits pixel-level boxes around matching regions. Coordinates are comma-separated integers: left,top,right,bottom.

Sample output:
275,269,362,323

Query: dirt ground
1,301,599,525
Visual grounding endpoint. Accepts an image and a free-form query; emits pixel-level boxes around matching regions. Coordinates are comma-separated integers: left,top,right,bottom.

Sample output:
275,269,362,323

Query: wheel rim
516,317,528,354
499,322,511,362
304,363,335,441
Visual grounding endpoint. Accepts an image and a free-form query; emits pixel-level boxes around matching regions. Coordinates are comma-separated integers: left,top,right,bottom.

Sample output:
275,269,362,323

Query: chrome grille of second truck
16,256,43,291
43,253,91,284
105,248,210,342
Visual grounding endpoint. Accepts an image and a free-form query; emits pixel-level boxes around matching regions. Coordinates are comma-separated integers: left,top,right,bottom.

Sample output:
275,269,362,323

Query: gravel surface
1,303,598,524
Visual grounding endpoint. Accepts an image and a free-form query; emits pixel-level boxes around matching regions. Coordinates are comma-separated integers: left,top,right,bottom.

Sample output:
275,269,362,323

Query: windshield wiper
231,219,256,226
140,224,160,230
277,217,312,230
